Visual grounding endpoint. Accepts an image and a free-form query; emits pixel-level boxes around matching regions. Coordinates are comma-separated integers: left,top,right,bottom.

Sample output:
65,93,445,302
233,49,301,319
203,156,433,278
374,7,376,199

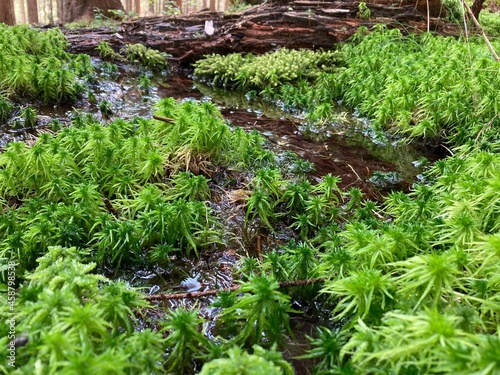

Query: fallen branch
146,277,326,301
153,115,176,123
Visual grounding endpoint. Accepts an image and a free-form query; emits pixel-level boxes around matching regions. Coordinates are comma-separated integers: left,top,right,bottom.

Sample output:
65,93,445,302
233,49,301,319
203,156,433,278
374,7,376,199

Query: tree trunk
28,0,40,24
0,0,16,25
19,0,27,24
134,0,141,15
471,0,485,19
57,0,125,24
125,0,133,13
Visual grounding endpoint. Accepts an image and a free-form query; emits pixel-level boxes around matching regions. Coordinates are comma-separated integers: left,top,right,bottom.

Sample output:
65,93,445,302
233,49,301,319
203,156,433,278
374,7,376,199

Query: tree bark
0,0,16,25
28,0,40,24
471,0,485,19
125,0,133,13
57,0,125,24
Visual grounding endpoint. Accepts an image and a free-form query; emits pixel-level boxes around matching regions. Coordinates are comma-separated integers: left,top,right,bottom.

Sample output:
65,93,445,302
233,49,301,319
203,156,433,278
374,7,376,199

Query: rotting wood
146,277,326,301
64,0,461,66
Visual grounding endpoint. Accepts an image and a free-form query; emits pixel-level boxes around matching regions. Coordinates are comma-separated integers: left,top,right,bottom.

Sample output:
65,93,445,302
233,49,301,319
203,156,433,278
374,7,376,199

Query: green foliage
334,26,500,143
139,74,153,93
343,309,471,374
0,100,270,274
167,171,211,201
194,49,342,89
96,40,123,60
20,106,38,129
356,2,371,20
0,96,12,123
0,246,163,374
312,146,500,373
0,25,92,104
442,0,464,22
99,99,113,118
480,11,500,37
219,273,294,346
96,41,171,70
199,345,289,375
161,306,209,373
298,327,349,373
122,43,170,70
322,268,394,323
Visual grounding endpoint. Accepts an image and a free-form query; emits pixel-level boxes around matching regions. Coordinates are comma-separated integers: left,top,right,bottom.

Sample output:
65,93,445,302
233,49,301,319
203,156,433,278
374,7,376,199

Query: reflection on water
13,0,231,25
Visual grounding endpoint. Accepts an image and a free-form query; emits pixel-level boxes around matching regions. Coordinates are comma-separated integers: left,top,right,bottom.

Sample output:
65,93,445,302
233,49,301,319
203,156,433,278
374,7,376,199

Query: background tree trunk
46,0,55,24
125,0,133,12
134,0,141,15
57,0,125,23
28,0,40,24
19,0,27,24
471,0,486,19
0,0,16,25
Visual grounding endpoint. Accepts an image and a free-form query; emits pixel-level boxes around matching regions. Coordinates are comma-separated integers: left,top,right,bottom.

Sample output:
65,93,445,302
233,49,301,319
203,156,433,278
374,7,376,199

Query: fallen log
64,0,459,65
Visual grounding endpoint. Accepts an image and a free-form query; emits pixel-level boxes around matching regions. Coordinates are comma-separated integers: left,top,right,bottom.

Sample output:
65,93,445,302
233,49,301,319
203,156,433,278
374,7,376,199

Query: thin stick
257,234,262,262
426,0,430,33
153,115,176,123
347,164,363,182
146,277,326,302
463,0,500,62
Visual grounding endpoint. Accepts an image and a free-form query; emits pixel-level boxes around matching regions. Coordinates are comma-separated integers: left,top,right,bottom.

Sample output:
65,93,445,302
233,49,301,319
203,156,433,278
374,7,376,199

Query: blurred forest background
7,0,231,25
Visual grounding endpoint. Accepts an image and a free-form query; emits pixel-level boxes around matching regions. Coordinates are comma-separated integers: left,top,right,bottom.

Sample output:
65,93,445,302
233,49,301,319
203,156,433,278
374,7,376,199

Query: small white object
180,274,202,292
204,20,215,36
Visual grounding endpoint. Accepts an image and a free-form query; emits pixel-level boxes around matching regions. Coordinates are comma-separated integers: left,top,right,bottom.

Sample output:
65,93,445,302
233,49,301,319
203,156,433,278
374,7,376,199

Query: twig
257,234,262,262
153,115,176,123
347,164,363,182
102,197,119,218
146,277,326,302
463,0,500,62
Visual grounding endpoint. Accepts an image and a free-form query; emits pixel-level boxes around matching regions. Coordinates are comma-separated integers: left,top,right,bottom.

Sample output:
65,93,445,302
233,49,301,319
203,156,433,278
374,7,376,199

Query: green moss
0,25,93,104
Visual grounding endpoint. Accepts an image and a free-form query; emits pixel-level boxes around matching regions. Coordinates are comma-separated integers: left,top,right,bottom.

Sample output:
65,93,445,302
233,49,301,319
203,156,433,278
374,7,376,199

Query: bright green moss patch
0,25,93,104
0,99,275,277
193,48,342,89
334,26,500,143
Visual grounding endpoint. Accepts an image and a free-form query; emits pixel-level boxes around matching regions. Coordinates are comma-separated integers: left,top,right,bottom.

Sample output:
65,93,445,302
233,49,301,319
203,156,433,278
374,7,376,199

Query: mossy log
65,0,458,65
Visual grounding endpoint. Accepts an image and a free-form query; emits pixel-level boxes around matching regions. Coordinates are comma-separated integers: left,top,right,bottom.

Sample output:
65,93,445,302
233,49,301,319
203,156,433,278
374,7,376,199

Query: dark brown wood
65,0,458,65
102,197,120,218
471,0,486,19
0,0,15,25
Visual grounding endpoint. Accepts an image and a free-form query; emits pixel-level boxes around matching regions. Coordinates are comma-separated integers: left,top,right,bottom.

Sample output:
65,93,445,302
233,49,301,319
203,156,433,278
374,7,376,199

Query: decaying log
64,0,459,65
